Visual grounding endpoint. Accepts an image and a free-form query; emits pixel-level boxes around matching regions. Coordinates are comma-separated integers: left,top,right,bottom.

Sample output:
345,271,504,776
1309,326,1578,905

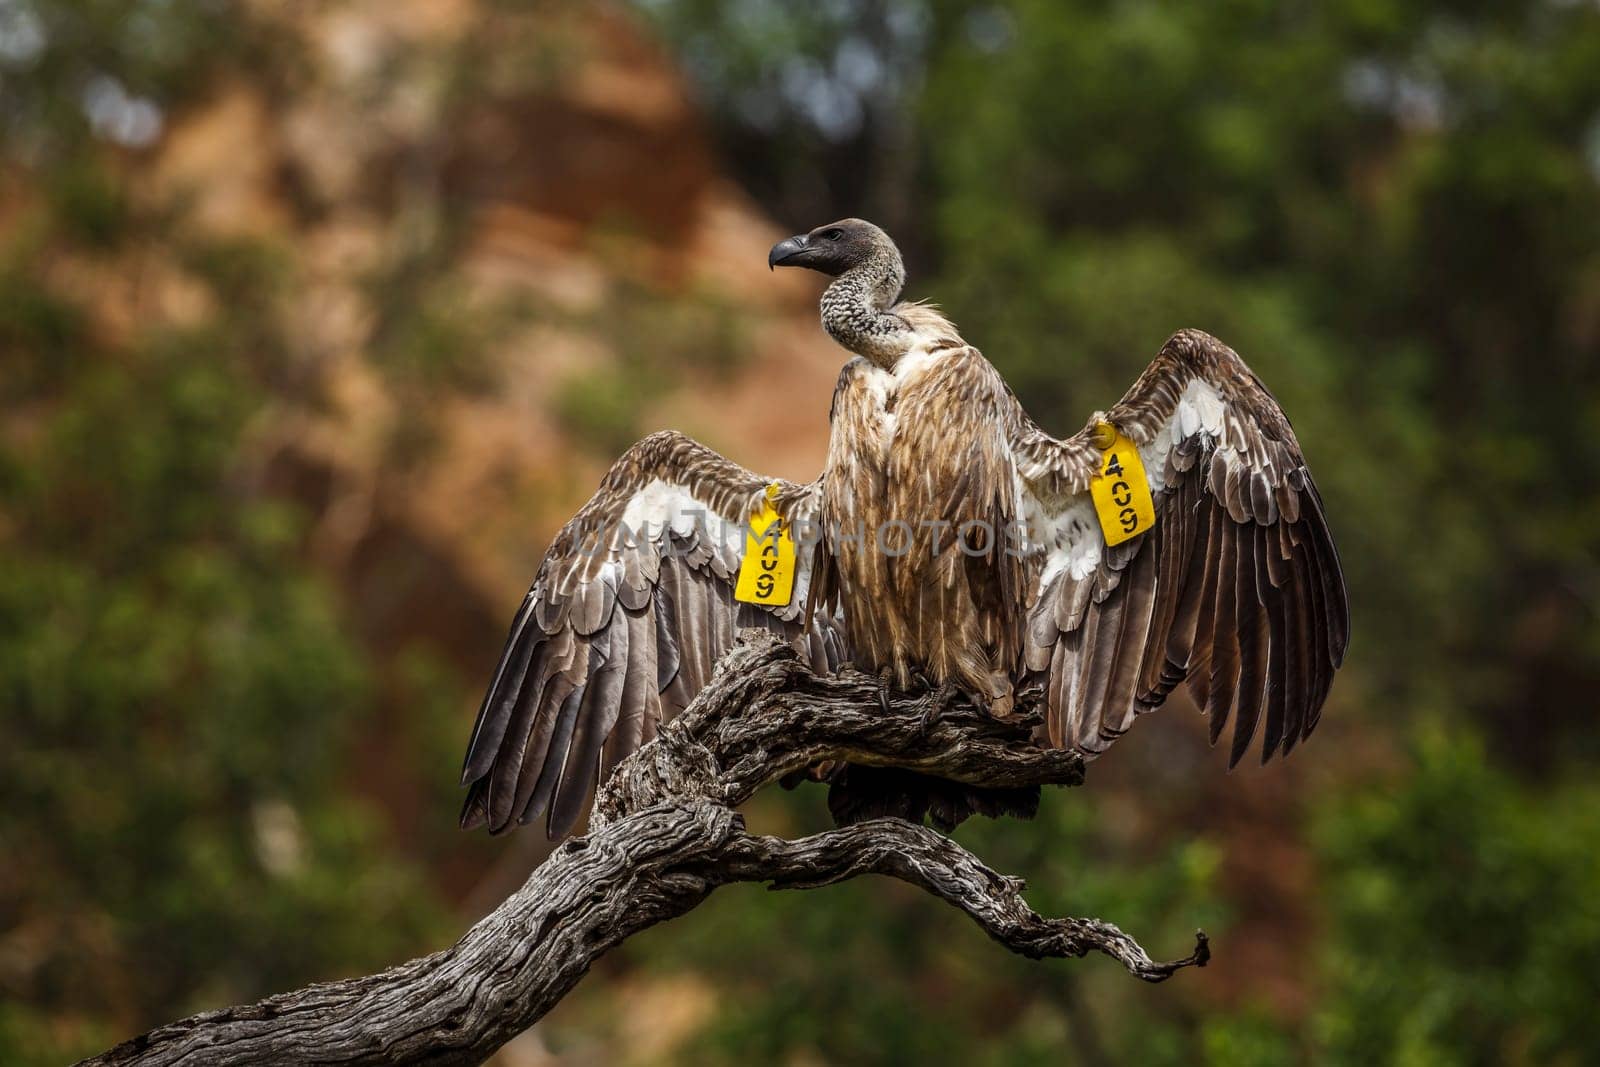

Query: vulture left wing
459,431,844,837
1011,329,1349,764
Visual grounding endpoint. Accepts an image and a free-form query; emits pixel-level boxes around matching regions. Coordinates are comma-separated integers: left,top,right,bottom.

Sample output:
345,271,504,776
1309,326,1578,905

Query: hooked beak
768,234,809,270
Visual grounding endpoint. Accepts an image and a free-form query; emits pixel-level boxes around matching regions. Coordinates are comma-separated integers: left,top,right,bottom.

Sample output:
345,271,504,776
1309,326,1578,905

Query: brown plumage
460,218,1350,837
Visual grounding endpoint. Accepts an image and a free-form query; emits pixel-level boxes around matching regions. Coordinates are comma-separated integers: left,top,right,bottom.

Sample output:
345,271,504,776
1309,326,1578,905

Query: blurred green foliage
0,266,447,1059
1315,727,1600,1065
0,215,447,1067
2,0,1599,1063
627,0,1600,1062
0,5,452,1062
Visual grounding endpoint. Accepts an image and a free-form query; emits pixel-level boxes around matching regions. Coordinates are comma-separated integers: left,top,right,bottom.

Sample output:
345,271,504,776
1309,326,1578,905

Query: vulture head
768,218,898,277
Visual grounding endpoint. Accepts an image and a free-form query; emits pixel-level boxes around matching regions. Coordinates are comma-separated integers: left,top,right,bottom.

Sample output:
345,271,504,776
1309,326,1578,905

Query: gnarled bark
83,631,1208,1067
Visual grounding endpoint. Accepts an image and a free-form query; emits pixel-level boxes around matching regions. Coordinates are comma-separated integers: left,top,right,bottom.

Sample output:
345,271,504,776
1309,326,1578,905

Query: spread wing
459,430,845,837
1012,329,1350,765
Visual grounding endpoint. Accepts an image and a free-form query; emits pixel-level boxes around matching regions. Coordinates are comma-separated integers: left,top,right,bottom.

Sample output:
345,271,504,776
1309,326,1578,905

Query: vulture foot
875,667,895,716
915,681,960,734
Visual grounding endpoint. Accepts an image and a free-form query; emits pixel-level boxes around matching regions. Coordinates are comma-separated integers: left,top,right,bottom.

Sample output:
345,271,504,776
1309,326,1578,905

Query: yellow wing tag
1089,422,1156,547
734,483,797,606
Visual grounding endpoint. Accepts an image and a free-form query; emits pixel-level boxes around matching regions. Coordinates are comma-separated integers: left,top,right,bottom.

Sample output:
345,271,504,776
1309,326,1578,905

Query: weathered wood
83,632,1208,1067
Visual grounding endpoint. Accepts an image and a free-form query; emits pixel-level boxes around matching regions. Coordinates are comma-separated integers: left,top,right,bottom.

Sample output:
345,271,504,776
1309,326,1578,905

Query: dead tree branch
83,631,1208,1067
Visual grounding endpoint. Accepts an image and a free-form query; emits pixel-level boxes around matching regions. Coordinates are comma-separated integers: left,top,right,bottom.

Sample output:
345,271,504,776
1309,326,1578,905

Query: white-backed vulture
460,218,1349,837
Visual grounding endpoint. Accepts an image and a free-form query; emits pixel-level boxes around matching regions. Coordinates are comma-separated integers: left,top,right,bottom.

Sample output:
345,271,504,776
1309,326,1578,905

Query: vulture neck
821,252,917,367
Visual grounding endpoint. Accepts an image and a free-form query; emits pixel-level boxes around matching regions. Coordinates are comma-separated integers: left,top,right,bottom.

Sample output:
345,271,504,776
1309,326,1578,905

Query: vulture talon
916,682,959,734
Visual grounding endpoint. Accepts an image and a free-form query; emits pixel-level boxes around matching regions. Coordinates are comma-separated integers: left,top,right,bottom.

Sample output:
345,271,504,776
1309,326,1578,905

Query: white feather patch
621,478,742,554
617,477,815,619
1028,378,1228,588
1030,495,1104,585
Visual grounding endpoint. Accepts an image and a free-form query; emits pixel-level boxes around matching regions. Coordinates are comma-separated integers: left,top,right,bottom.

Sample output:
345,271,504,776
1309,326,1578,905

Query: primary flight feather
460,218,1349,838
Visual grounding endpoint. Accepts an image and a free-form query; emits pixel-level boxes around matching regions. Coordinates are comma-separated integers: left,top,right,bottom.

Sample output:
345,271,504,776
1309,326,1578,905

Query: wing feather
602,608,656,783
1204,521,1241,744
550,610,629,837
1098,544,1158,745
1253,533,1290,763
1226,526,1265,765
523,682,585,827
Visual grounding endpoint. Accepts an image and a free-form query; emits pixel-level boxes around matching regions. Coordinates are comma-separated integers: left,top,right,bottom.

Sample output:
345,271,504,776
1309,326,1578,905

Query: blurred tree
626,0,1600,1061
636,0,936,246
0,235,447,1064
1315,727,1600,1065
3,0,1598,1061
0,4,448,1063
0,200,447,1067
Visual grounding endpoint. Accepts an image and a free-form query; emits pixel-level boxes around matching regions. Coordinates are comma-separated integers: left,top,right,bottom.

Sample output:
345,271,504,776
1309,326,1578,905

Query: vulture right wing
459,430,844,837
1010,329,1350,765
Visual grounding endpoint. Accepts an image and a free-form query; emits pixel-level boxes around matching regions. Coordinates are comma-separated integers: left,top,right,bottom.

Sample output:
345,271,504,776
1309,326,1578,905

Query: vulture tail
825,765,1039,833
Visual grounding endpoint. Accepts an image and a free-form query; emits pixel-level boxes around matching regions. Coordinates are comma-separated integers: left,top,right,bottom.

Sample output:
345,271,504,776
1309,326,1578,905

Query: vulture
459,218,1349,837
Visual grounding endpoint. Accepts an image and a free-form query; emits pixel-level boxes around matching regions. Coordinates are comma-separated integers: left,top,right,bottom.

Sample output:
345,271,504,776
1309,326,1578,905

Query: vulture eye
824,229,844,241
